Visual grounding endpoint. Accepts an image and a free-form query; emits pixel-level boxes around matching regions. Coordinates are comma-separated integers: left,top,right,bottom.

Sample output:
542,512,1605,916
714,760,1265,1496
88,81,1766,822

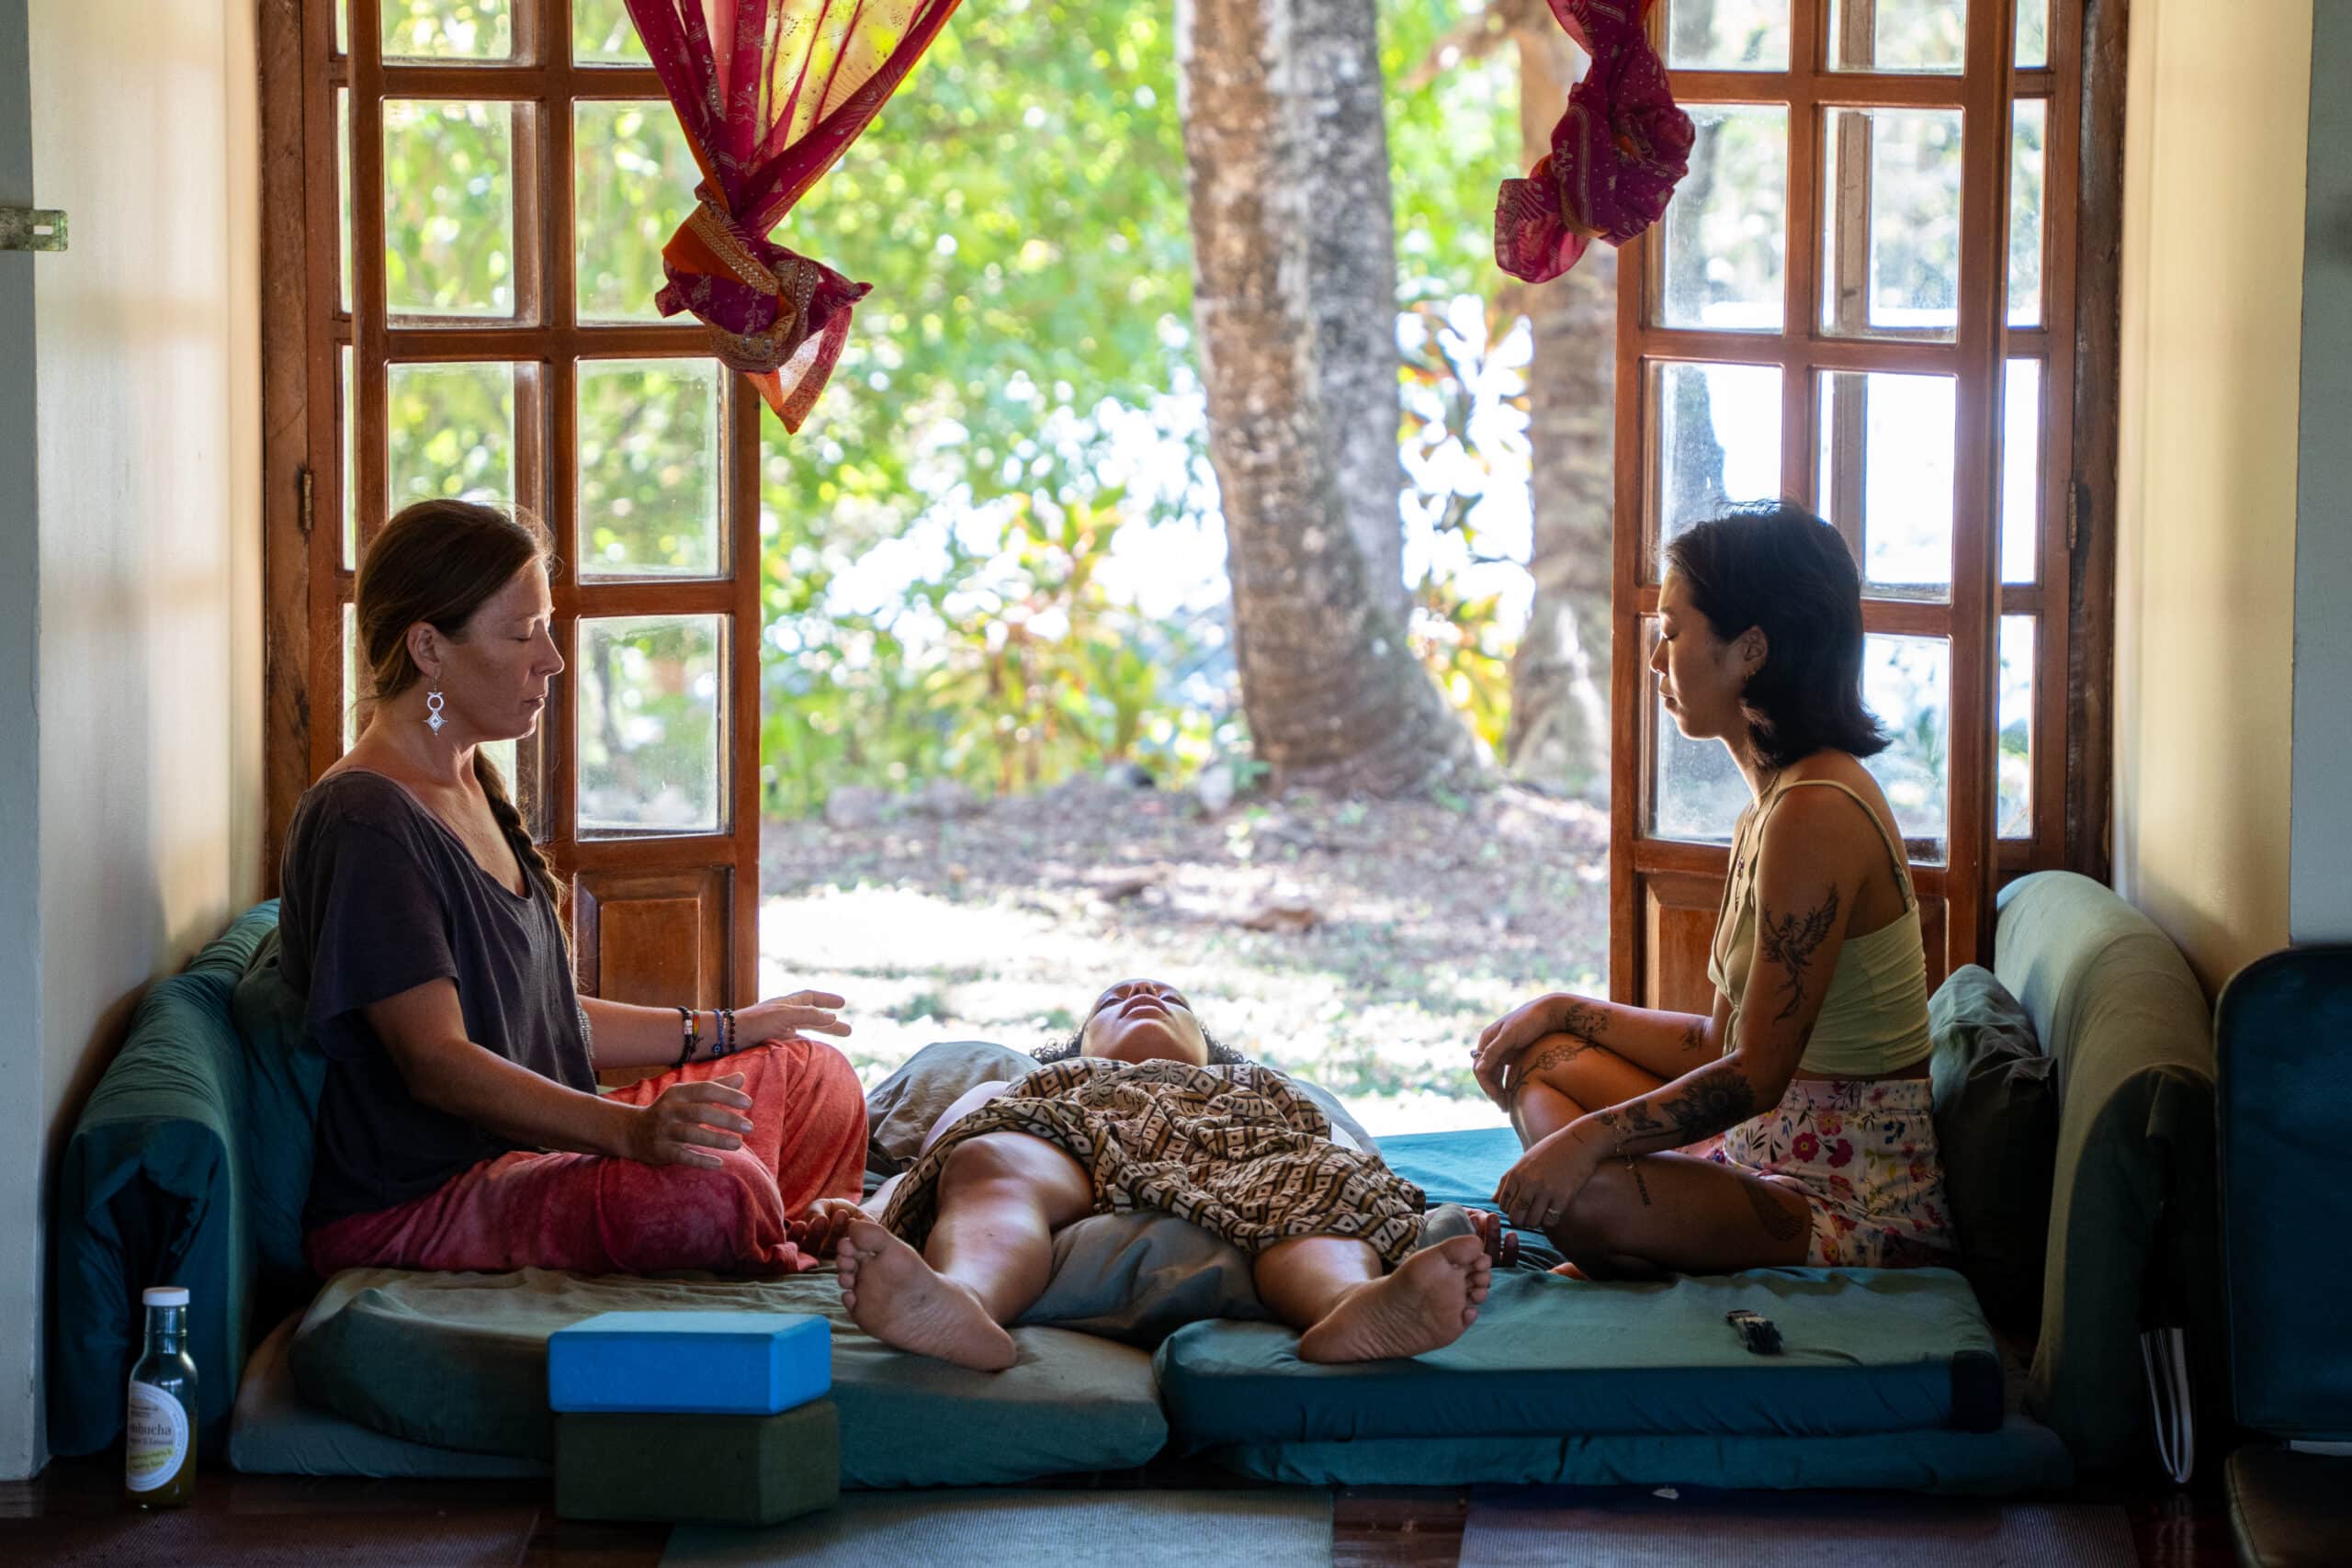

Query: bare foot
1295,1235,1492,1364
834,1220,1018,1371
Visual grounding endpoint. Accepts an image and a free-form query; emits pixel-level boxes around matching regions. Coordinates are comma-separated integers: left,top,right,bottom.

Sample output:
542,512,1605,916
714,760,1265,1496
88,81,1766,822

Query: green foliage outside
370,0,1527,819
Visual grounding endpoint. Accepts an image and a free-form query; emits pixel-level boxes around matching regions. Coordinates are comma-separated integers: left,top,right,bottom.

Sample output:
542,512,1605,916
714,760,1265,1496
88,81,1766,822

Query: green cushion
228,1311,548,1479
557,1403,840,1526
1154,1269,2003,1447
228,928,327,1290
1928,964,2058,1337
288,1267,1170,1487
47,900,282,1457
1204,1415,2074,1495
1993,872,2223,1475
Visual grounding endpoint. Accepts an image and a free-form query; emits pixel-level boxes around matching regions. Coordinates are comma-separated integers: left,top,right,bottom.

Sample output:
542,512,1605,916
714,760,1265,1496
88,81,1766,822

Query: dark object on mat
556,1399,840,1527
1928,964,2058,1337
1726,1309,1783,1355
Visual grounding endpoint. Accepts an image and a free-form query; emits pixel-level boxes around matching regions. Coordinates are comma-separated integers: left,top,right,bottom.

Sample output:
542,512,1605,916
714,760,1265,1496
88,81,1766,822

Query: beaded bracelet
717,1007,738,1058
674,1005,699,1068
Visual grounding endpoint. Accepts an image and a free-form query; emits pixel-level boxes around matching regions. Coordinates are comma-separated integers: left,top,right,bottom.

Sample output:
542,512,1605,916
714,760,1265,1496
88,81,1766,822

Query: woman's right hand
1470,994,1565,1107
626,1072,755,1168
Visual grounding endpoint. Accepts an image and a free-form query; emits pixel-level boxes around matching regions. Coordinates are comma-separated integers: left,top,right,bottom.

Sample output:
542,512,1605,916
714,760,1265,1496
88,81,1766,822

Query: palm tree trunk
1178,0,1475,794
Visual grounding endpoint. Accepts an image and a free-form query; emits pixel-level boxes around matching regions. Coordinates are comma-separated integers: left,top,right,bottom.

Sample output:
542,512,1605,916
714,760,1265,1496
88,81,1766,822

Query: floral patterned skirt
1706,1077,1958,1269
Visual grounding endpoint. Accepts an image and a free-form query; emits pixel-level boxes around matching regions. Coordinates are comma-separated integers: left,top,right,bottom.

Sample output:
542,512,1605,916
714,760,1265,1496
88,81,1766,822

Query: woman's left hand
1494,1124,1606,1232
733,990,853,1046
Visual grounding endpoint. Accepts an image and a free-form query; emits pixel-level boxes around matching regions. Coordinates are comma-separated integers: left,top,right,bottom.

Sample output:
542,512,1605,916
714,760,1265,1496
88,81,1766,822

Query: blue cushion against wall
2217,946,2352,1442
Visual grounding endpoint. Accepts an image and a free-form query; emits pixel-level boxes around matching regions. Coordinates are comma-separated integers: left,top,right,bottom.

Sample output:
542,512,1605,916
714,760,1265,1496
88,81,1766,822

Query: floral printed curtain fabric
1496,0,1693,283
627,0,966,428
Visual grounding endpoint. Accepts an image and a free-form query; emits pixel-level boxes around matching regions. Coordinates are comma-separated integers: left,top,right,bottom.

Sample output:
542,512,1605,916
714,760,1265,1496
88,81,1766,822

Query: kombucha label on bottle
124,1382,187,1493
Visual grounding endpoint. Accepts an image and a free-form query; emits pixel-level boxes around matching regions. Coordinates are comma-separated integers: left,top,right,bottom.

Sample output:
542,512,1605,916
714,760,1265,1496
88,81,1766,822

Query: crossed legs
1506,1033,1812,1277
836,1131,1494,1371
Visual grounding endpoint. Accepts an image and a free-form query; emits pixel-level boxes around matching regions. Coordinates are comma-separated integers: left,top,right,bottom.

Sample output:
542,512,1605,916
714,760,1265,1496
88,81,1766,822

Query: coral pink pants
305,1039,868,1277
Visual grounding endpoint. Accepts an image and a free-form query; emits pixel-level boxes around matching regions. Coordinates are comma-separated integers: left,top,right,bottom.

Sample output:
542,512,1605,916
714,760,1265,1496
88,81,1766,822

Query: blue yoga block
548,1311,831,1416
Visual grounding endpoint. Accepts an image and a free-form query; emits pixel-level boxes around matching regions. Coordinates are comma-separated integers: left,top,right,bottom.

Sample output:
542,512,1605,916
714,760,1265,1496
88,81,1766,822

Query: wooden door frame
1609,0,2121,1007
259,0,764,1007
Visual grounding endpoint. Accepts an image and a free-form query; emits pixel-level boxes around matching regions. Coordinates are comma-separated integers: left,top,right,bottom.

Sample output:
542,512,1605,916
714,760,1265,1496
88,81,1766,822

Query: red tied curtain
626,0,966,430
1495,0,1693,284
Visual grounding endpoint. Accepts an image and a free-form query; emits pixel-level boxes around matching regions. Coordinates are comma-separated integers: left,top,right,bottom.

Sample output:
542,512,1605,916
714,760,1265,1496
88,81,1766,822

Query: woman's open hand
1470,994,1563,1106
1494,1123,1605,1232
627,1072,755,1169
735,989,852,1046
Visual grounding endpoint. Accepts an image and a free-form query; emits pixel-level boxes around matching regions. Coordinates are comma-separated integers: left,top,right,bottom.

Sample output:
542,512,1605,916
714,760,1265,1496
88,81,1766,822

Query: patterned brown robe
877,1059,1427,1265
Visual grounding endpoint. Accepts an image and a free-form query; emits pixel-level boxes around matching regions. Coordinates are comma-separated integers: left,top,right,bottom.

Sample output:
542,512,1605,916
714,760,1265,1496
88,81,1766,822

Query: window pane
1657,104,1787,333
382,0,513,61
343,602,360,752
2002,358,2041,583
578,359,725,578
387,361,516,509
578,615,727,836
1822,108,1963,339
384,100,516,320
2017,0,2050,68
1665,0,1790,72
1998,616,2035,838
1651,361,1782,562
1826,0,1965,73
2008,100,2047,328
1816,371,1955,600
1651,624,1751,843
574,101,698,324
336,0,348,56
340,345,356,569
1861,635,1950,859
337,88,353,315
574,0,650,64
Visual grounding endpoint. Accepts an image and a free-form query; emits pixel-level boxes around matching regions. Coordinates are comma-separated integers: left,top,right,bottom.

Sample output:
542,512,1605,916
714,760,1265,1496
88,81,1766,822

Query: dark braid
474,749,564,929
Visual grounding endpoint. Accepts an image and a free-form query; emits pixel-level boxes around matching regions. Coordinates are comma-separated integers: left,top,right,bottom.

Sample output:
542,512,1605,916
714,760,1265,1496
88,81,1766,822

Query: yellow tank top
1705,776,1933,1077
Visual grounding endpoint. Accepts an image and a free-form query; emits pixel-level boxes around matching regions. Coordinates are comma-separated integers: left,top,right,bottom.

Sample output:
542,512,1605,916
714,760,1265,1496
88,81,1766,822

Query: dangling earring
425,689,447,734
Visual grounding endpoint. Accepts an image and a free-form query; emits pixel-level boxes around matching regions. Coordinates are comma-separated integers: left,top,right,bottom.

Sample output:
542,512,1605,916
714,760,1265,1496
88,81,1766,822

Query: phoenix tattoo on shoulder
1758,889,1839,1022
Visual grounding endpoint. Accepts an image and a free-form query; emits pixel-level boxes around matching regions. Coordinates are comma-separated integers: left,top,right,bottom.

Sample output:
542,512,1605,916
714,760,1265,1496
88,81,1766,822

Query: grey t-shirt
280,770,595,1230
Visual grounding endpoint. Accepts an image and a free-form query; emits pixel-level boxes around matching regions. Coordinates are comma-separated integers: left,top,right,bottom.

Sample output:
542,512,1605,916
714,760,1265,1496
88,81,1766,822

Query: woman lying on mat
802,979,1498,1371
282,500,867,1280
1473,502,1955,1279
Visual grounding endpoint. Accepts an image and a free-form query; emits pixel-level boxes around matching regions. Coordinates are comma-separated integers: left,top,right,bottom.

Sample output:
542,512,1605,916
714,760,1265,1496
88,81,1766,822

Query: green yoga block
555,1400,841,1526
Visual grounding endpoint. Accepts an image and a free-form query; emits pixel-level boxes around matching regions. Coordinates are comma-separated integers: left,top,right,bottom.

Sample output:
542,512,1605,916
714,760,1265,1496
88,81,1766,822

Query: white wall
0,0,262,1478
2111,0,2312,995
2290,0,2352,943
0,0,48,1487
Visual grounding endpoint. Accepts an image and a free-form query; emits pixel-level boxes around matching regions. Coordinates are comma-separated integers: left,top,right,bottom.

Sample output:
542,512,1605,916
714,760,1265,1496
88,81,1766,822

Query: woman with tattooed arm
1472,503,1955,1278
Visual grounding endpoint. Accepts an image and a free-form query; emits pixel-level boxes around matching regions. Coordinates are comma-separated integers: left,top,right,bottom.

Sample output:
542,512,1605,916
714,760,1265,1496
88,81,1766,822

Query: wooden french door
262,0,765,1012
1609,0,2096,1010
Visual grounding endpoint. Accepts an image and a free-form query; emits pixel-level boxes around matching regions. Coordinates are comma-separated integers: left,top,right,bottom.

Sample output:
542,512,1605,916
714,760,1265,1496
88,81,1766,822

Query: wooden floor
0,1456,2239,1566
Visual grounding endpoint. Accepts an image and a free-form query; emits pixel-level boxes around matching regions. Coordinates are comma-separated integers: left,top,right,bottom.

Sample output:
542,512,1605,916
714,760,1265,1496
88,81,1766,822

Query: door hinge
0,209,68,253
298,465,315,539
2066,479,2084,554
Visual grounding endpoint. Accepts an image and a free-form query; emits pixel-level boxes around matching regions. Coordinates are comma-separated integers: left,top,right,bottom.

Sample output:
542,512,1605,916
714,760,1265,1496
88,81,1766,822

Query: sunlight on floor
760,884,1517,1136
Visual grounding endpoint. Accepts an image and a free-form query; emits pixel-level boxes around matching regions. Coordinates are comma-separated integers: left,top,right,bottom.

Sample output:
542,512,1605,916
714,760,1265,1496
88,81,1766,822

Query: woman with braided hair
284,500,867,1278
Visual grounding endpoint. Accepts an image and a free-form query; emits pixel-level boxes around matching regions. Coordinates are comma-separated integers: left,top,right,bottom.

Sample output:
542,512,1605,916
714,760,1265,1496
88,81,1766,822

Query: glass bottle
124,1285,197,1507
